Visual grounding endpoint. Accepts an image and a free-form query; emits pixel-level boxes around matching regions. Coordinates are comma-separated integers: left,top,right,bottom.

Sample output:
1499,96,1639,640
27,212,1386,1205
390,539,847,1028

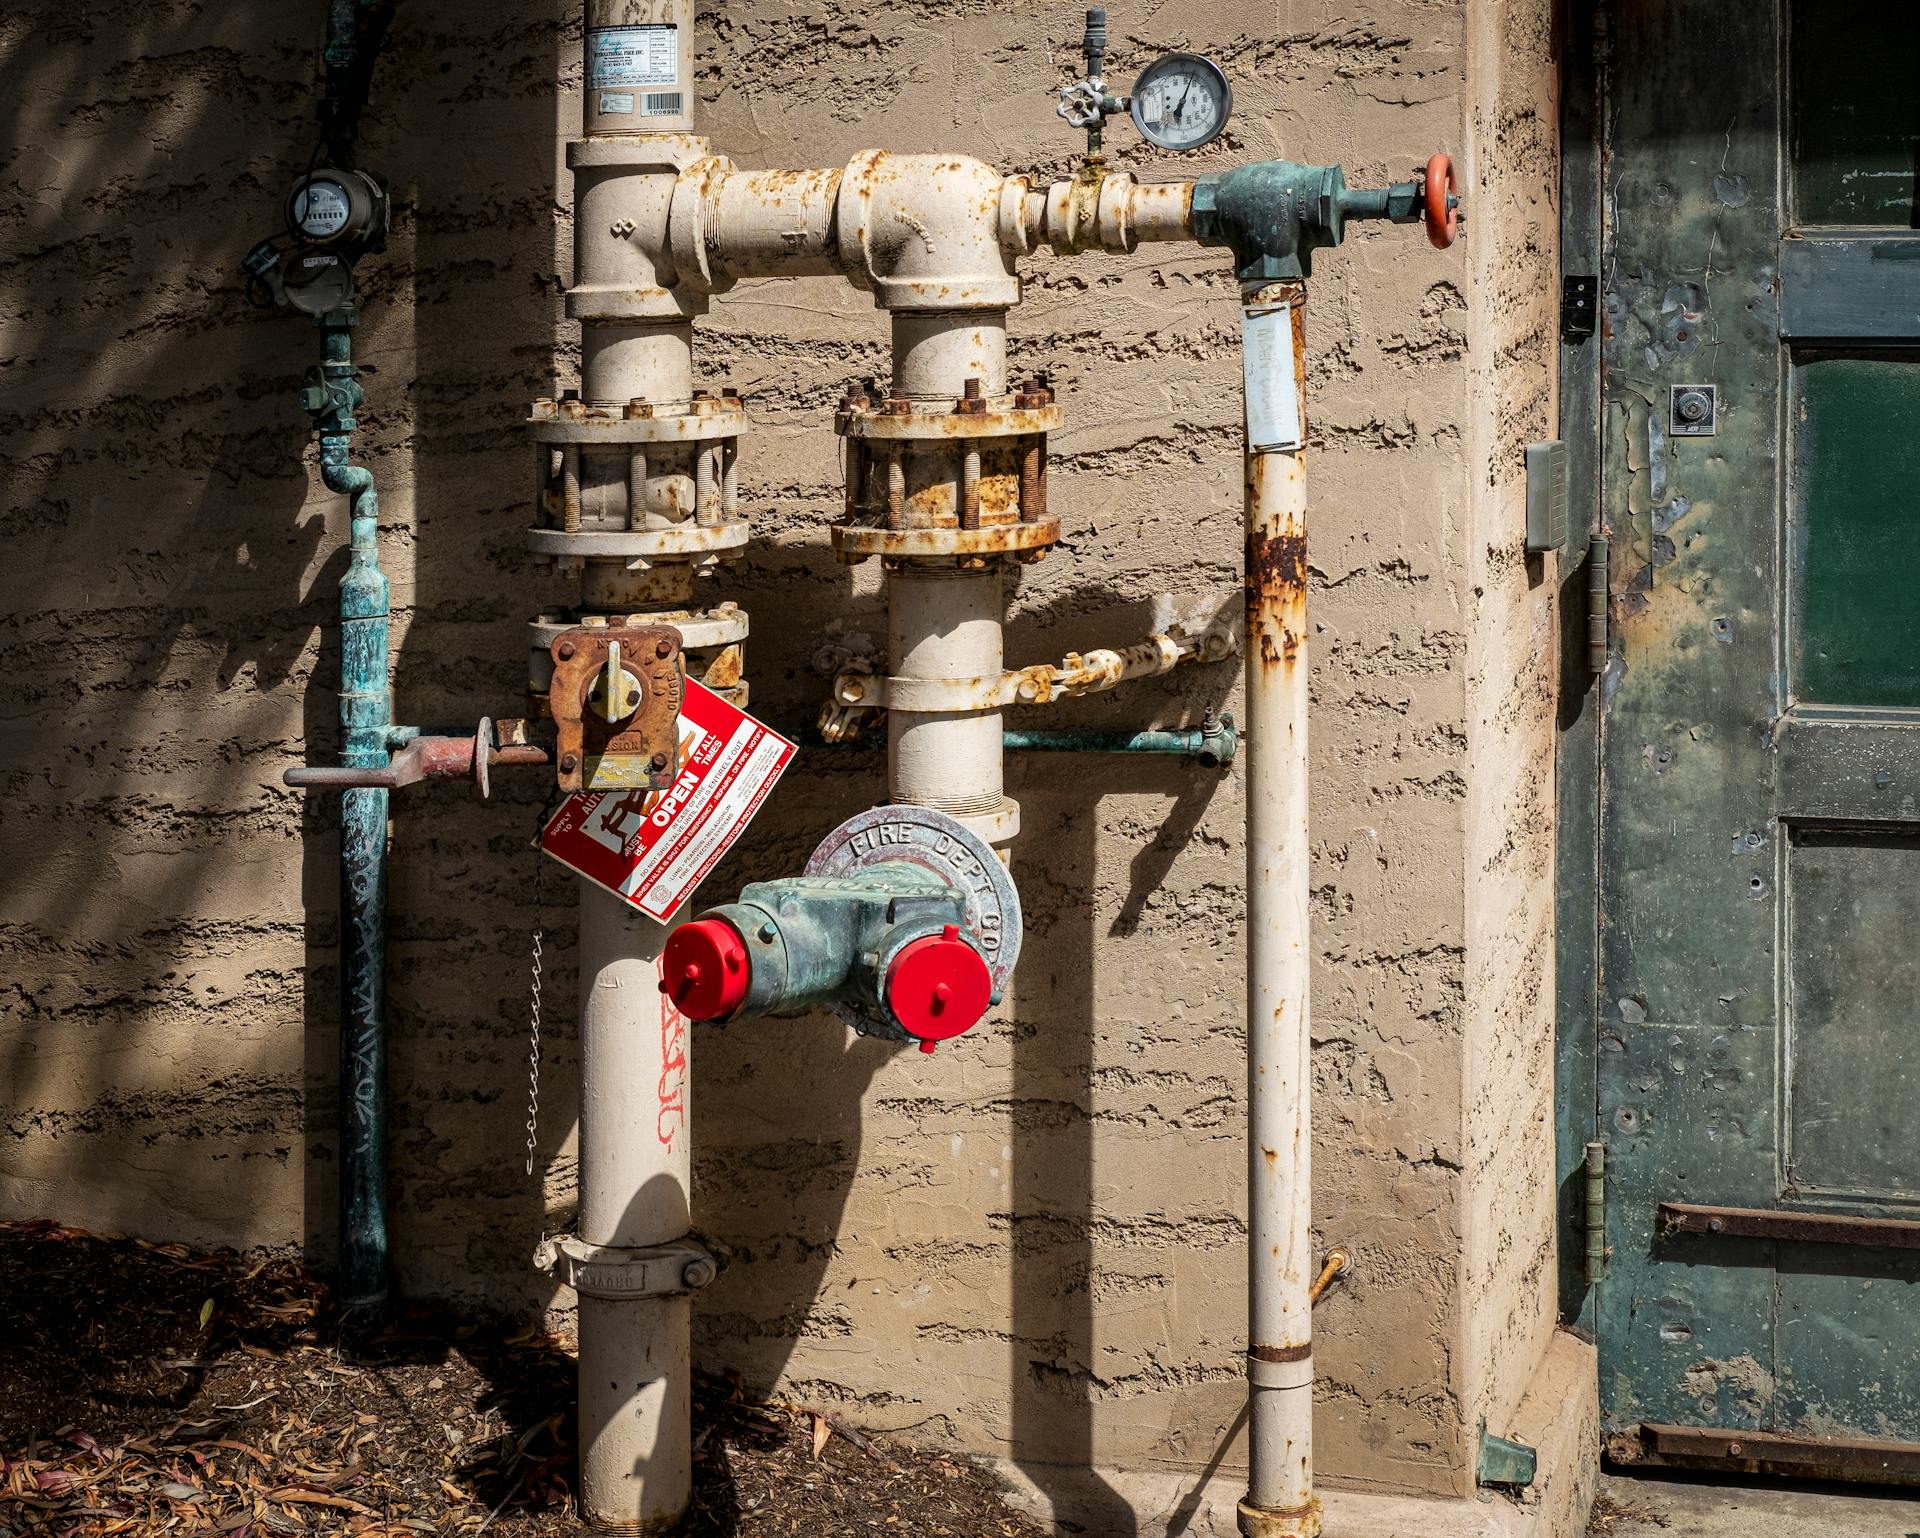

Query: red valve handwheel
1424,152,1459,250
660,917,751,1021
886,924,992,1053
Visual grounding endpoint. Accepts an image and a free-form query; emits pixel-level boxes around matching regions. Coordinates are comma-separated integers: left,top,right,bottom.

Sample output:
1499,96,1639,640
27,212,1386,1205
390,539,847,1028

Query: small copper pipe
1309,1248,1352,1306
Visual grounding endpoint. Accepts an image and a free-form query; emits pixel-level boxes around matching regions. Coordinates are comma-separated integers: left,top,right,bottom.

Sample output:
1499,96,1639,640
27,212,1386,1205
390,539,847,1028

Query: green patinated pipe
312,316,392,1311
1002,725,1234,764
804,717,1236,767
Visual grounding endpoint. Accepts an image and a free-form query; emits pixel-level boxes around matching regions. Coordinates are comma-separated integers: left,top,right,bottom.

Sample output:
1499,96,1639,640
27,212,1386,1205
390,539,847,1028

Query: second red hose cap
660,918,751,1021
886,925,992,1052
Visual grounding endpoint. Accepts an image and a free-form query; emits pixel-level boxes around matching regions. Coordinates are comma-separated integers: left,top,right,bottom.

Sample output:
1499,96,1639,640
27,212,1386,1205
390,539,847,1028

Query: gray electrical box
1525,439,1569,554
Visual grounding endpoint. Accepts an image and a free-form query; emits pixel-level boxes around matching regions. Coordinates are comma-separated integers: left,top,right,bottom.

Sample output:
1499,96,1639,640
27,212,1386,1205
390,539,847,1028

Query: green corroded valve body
660,805,1023,1053
1192,152,1459,280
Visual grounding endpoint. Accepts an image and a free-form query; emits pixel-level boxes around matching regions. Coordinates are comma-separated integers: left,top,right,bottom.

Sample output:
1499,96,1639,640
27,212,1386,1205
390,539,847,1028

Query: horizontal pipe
801,718,1236,766
284,729,552,791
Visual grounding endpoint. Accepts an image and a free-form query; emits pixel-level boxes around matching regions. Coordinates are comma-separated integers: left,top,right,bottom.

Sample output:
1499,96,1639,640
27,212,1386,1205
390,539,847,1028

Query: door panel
1595,0,1920,1471
1790,3,1920,228
1785,827,1920,1202
1792,357,1920,707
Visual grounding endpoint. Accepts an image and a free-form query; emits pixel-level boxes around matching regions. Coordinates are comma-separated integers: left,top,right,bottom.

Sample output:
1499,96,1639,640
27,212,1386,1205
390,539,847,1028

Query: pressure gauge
1129,52,1232,153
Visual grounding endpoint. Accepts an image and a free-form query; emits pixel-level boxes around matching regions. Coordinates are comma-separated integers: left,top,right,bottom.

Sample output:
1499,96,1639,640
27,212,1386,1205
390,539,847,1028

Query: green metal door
1589,0,1920,1480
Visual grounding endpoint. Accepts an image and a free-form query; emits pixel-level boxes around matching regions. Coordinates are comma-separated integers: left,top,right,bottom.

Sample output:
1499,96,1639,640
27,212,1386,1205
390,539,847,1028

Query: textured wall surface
0,0,1560,1513
1458,0,1563,1464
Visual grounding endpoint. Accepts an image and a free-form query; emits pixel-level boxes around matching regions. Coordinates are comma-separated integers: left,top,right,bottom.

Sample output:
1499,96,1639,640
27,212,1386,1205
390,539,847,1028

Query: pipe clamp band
1247,1351,1314,1390
543,1236,718,1299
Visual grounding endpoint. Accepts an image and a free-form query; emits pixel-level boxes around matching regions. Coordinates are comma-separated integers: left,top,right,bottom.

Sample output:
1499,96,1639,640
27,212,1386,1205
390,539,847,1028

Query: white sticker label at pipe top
587,24,678,89
1243,302,1303,454
540,680,796,922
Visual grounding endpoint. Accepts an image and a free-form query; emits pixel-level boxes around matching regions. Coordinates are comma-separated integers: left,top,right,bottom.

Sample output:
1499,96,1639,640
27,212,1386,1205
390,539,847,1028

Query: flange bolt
681,1256,718,1289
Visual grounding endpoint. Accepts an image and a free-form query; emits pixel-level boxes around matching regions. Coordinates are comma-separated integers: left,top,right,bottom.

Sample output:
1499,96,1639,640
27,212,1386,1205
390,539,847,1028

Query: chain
523,788,562,1181
523,926,545,1177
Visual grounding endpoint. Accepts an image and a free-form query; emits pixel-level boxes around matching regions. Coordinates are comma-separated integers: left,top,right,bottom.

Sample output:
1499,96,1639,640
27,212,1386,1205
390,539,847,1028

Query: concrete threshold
994,1331,1599,1538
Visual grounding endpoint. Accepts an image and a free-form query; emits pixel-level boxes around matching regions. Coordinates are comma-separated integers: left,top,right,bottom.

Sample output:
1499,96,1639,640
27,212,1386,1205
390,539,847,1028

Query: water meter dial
1129,52,1232,152
285,168,388,251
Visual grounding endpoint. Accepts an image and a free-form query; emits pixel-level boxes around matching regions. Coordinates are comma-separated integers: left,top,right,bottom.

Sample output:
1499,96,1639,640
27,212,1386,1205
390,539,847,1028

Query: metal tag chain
523,926,545,1177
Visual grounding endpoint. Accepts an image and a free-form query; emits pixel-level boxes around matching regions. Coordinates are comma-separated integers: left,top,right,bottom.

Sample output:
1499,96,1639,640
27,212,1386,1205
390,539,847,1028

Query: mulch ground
0,1220,1049,1537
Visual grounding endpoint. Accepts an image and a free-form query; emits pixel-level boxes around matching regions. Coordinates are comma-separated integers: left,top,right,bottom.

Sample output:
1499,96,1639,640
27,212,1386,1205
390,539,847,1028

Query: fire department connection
276,3,1460,1534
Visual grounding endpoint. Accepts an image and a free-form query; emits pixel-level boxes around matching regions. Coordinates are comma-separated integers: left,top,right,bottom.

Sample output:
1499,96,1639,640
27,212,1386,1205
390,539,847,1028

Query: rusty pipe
1308,1248,1351,1306
283,723,552,796
1240,280,1318,1538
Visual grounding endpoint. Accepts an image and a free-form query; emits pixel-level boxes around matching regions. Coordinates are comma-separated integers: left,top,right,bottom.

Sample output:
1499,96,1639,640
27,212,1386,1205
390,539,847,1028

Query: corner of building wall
1456,0,1579,1479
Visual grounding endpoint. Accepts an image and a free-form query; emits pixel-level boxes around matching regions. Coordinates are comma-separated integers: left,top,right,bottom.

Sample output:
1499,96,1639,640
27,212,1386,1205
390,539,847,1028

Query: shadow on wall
0,0,360,1245
0,0,1248,1520
692,568,1237,1536
0,0,576,1300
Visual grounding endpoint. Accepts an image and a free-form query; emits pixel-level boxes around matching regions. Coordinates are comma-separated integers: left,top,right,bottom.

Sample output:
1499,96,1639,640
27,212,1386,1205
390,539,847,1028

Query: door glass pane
1793,0,1920,226
1787,827,1920,1200
1792,357,1920,707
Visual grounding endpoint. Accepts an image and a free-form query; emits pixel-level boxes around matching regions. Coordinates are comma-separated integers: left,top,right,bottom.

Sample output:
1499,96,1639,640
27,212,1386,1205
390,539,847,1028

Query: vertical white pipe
884,310,1013,843
889,569,1005,815
891,310,1008,399
1238,282,1318,1538
576,888,692,1533
568,2,700,1531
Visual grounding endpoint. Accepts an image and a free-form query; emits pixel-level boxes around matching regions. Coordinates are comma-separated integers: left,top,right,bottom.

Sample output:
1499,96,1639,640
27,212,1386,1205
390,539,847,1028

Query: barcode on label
641,91,684,116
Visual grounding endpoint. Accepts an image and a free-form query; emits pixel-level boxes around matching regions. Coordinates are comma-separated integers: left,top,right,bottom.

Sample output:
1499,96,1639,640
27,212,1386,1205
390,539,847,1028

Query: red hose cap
886,925,992,1053
660,918,751,1021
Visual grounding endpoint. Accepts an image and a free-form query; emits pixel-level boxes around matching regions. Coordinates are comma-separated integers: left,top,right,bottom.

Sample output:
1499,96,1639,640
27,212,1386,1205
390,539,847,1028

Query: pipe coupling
1237,1498,1324,1538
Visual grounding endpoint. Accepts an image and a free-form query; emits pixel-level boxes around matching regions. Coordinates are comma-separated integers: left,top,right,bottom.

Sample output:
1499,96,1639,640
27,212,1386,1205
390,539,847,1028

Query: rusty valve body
545,624,686,794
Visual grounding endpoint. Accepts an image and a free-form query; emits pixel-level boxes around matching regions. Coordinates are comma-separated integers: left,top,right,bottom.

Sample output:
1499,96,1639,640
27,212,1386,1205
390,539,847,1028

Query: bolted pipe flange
530,393,745,545
833,388,1059,566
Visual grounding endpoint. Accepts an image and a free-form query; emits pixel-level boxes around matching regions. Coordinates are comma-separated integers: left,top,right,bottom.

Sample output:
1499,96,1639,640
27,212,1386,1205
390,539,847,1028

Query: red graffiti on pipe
657,988,688,1149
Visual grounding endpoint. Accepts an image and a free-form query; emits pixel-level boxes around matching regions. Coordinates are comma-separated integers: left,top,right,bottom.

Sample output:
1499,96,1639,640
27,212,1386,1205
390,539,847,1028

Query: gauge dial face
1129,52,1232,152
292,179,351,239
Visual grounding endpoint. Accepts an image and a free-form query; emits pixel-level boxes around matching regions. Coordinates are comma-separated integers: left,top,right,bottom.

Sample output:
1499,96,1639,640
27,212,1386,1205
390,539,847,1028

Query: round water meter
291,178,352,240
284,168,387,250
1129,52,1232,152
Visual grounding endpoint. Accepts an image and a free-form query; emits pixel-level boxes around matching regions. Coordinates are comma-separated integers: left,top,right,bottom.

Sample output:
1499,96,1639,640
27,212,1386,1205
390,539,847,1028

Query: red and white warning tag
538,679,796,921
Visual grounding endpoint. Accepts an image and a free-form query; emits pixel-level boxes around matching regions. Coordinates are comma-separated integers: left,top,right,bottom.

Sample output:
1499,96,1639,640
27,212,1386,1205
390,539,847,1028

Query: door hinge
1584,1138,1608,1284
1562,275,1598,343
1585,536,1610,677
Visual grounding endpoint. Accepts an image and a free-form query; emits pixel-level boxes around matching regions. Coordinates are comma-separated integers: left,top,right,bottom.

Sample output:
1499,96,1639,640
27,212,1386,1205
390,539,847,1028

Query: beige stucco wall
0,0,1569,1517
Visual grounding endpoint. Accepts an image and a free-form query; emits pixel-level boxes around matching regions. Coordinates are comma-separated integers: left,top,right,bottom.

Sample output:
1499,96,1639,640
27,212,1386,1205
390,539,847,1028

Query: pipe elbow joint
835,151,1022,312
